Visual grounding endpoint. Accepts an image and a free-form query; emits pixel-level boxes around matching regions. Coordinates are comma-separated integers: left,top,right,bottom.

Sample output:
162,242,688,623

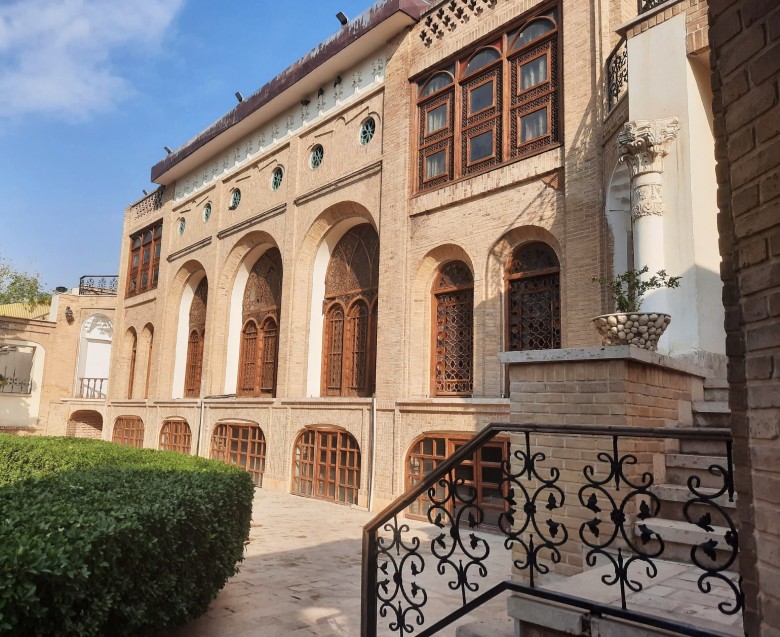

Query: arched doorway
66,410,103,439
292,426,360,504
210,421,266,486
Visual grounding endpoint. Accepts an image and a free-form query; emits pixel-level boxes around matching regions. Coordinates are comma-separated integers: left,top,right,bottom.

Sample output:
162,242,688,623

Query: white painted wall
172,271,206,399
305,218,368,397
0,341,44,428
627,14,725,357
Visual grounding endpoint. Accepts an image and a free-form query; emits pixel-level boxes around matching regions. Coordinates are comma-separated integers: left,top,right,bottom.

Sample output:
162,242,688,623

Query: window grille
433,261,474,396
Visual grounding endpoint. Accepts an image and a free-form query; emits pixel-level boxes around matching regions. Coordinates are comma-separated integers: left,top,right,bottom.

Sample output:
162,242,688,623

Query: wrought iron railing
78,275,118,296
607,37,628,111
638,0,669,13
78,377,107,399
0,371,32,394
361,423,743,637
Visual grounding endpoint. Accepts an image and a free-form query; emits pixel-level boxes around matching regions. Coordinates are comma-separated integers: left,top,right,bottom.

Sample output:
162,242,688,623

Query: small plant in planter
0,374,8,388
591,266,681,351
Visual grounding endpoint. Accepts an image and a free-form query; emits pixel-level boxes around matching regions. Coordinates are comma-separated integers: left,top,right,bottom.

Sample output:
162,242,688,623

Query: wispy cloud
0,0,184,120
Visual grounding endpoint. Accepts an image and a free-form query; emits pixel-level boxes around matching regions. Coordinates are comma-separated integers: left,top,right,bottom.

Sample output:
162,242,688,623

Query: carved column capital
618,117,680,178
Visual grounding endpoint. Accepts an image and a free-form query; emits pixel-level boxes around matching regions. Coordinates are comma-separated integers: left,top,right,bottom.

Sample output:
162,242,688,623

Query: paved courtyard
169,490,742,637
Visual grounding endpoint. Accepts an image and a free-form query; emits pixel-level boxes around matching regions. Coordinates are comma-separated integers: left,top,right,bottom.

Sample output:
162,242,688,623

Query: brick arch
168,264,208,399
409,244,475,398
66,410,103,439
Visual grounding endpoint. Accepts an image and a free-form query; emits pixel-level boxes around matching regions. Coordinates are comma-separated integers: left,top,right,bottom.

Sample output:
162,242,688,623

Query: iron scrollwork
607,38,628,111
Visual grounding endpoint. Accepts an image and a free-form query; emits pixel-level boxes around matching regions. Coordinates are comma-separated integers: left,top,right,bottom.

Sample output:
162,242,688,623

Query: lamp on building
142,189,149,195
334,75,342,87
235,91,244,103
336,11,348,25
55,286,67,294
65,307,74,323
163,146,173,154
301,99,310,106
317,88,325,97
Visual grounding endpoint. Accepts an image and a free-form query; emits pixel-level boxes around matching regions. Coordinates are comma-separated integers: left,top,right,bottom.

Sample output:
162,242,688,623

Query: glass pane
154,225,163,238
423,459,436,475
465,48,500,75
154,244,161,258
420,72,453,97
426,104,448,135
455,465,474,481
425,150,446,179
511,19,554,50
520,56,548,90
521,108,548,142
469,81,494,114
469,131,493,162
422,438,434,455
132,237,141,249
482,466,502,484
132,254,139,267
481,446,503,463
435,439,445,456
143,248,150,264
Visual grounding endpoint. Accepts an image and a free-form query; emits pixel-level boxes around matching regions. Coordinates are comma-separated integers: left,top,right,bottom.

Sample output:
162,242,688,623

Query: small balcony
638,0,672,14
78,276,118,296
77,377,108,399
606,37,628,113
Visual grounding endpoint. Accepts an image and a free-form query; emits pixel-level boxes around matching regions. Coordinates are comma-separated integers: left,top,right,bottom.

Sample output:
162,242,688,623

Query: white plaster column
618,117,680,312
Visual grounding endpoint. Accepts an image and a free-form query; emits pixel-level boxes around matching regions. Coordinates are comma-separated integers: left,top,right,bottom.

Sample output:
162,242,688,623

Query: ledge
499,346,712,378
166,236,213,262
293,160,383,206
216,204,286,240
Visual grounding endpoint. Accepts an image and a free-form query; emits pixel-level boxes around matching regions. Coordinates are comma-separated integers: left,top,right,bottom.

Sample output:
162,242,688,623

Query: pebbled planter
591,312,671,351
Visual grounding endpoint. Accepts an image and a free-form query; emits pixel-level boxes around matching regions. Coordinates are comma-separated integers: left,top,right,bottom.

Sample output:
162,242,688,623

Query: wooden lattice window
321,226,378,397
237,249,282,397
414,5,560,192
184,278,207,397
433,261,474,396
292,427,361,505
127,330,137,399
507,242,561,351
144,328,154,399
112,416,144,448
210,422,266,486
127,220,162,297
159,419,192,454
407,434,509,527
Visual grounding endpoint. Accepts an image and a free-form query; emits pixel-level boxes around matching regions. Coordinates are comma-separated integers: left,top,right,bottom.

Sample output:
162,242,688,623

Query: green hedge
0,435,255,636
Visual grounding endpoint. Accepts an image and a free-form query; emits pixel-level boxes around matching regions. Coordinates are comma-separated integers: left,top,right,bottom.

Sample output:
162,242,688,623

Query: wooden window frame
413,3,560,192
113,416,144,448
210,421,266,486
291,426,361,505
159,419,192,454
406,433,510,529
126,220,162,298
431,262,474,397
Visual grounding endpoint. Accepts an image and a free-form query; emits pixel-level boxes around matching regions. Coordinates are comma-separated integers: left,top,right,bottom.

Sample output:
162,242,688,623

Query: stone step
455,617,515,637
665,453,730,489
692,400,730,414
650,483,737,509
703,378,729,402
691,400,730,428
679,438,730,456
634,517,731,546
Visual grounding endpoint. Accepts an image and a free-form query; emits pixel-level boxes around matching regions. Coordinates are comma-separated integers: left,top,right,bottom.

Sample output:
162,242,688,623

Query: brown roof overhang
151,0,429,185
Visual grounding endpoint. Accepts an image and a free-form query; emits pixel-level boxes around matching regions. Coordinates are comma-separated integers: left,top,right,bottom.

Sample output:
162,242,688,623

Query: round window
229,189,241,210
271,167,283,191
359,117,376,145
203,202,212,222
310,145,324,170
178,217,186,235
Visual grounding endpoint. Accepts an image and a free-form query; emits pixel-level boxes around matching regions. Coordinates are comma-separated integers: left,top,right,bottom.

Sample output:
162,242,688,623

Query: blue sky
0,0,374,290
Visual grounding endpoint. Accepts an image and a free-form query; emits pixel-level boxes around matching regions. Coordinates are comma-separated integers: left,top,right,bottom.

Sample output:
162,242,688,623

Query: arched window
322,226,379,397
292,426,360,504
184,278,208,397
210,421,266,486
507,242,561,351
113,416,144,448
432,261,474,396
159,419,192,454
127,330,137,399
237,248,282,397
407,433,509,527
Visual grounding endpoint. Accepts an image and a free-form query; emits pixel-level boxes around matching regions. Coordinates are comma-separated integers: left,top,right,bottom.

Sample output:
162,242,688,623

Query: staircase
639,378,736,563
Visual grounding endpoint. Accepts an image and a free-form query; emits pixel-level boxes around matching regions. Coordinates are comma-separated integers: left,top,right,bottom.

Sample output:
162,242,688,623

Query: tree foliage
0,257,51,306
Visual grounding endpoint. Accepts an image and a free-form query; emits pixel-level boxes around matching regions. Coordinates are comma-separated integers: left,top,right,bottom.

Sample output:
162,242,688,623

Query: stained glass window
178,218,186,235
203,202,212,221
229,189,241,210
360,118,376,145
271,167,283,190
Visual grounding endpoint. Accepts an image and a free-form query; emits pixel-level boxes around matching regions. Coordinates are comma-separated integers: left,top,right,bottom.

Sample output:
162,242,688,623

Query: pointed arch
184,278,208,397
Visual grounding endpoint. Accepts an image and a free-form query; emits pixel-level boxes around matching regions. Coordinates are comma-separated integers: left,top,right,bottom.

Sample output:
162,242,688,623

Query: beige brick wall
710,0,780,634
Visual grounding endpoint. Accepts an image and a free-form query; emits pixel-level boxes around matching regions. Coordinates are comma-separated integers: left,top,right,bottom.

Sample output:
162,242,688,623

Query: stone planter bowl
591,312,671,351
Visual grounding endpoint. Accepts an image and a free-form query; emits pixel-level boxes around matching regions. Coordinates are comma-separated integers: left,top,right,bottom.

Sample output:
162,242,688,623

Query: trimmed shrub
0,435,254,636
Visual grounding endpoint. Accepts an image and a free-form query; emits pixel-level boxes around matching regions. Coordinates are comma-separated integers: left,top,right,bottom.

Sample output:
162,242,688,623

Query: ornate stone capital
618,117,680,178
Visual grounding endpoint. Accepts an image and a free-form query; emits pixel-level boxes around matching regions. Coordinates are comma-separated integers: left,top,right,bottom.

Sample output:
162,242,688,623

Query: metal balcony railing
361,423,743,637
78,377,108,399
78,275,118,296
607,37,628,112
